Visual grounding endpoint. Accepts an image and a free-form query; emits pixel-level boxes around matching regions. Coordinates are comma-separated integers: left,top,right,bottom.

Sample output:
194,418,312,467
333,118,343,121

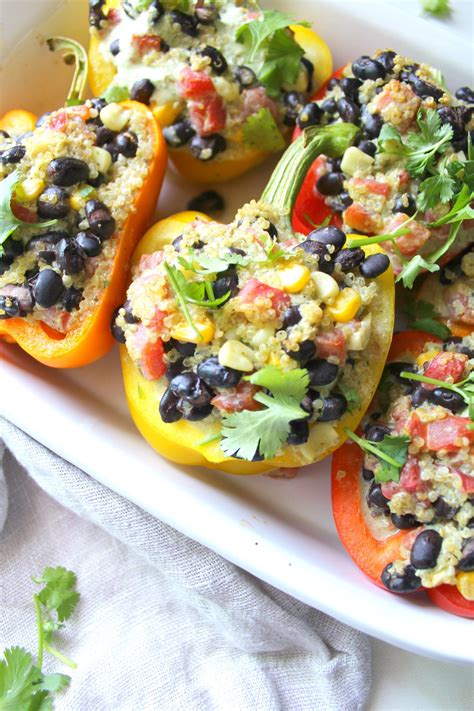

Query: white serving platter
1,0,473,665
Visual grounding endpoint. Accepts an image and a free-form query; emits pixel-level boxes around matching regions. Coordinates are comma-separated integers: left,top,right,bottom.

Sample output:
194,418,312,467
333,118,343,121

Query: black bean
26,230,68,252
334,247,364,272
359,253,390,279
0,295,21,318
151,0,164,22
95,126,115,146
337,97,359,124
362,466,374,481
38,250,55,265
33,269,64,307
0,129,10,139
187,190,224,213
387,361,416,382
468,518,474,529
62,286,83,312
99,143,119,161
181,403,213,421
197,45,227,75
47,157,89,186
197,357,242,388
263,221,278,240
327,77,339,90
85,199,115,240
307,359,339,386
234,65,256,88
170,372,213,407
410,529,442,569
74,231,102,257
0,260,10,276
365,423,390,442
2,236,23,261
163,120,195,148
408,74,443,101
283,91,305,126
56,238,84,275
322,98,337,114
352,55,386,81
195,1,218,24
37,186,70,219
0,144,26,164
317,394,347,421
393,194,417,216
458,539,474,572
190,134,226,161
299,239,328,258
159,387,182,423
301,56,314,92
282,305,302,329
111,306,126,342
287,419,309,445
170,9,199,36
362,110,383,138
327,157,342,172
455,86,474,104
357,139,377,157
109,39,120,56
367,482,390,512
391,513,421,530
328,192,353,213
130,78,155,105
114,130,138,157
300,395,314,417
340,77,362,102
433,497,458,520
381,563,422,593
287,339,316,364
376,50,396,73
438,105,472,139
307,225,346,250
316,172,344,196
169,338,196,357
166,357,186,380
411,385,429,408
89,0,106,27
429,387,465,413
296,102,323,129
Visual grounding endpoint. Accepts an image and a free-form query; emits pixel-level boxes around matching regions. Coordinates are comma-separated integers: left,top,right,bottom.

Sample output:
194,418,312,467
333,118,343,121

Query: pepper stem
260,123,360,229
47,37,88,107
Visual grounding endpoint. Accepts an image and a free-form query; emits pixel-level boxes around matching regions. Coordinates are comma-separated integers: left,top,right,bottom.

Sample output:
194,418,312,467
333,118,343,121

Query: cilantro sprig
402,300,450,339
345,429,410,483
220,366,310,460
400,369,474,421
0,566,80,709
421,0,451,16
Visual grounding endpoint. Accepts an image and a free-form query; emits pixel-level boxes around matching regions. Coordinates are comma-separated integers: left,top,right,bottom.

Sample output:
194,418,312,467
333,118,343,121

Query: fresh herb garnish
220,366,309,460
337,383,361,414
398,220,462,288
0,566,79,709
242,108,285,152
402,300,450,339
179,248,248,275
102,85,130,103
400,369,474,421
416,163,456,212
345,429,410,483
346,221,412,249
0,171,57,256
421,0,451,16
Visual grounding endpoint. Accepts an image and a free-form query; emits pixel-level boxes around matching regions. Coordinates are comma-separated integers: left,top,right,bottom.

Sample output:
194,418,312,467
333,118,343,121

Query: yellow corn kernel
327,288,362,323
277,263,311,293
171,318,214,345
92,146,112,175
99,103,129,132
456,572,474,601
29,132,65,158
152,101,182,127
268,352,281,367
311,271,339,303
416,349,439,367
70,185,97,211
219,339,254,372
15,178,45,201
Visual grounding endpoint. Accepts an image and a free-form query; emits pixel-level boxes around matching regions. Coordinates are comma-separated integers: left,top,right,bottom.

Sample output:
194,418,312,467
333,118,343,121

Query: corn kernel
29,132,65,157
219,340,254,372
456,571,474,601
100,103,129,132
277,263,311,293
416,349,439,367
70,184,96,211
92,146,112,175
251,326,274,347
346,315,372,350
171,318,214,344
15,178,45,201
341,146,374,176
268,352,281,367
311,271,339,303
327,288,362,322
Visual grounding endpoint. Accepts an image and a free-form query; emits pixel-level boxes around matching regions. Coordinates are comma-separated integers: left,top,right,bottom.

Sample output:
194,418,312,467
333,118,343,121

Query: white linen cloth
0,417,371,710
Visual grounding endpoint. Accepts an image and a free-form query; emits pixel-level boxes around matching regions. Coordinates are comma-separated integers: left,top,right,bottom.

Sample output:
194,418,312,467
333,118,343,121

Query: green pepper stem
47,37,88,106
260,123,360,228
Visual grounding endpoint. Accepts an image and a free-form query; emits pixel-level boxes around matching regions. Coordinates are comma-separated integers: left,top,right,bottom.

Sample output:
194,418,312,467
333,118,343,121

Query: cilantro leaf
102,85,130,103
242,108,285,152
345,429,409,483
235,10,305,61
258,28,305,96
421,0,451,16
221,392,307,460
33,567,79,624
402,300,450,339
35,673,70,694
401,369,474,421
245,366,309,401
417,172,455,211
337,383,361,414
428,183,474,227
0,647,43,710
397,254,440,289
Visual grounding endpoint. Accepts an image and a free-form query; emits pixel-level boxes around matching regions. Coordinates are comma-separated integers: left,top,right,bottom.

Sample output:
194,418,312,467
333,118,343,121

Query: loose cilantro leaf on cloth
0,647,44,710
421,0,451,16
401,369,474,421
245,365,309,401
403,300,450,339
345,429,410,483
0,171,57,256
242,108,285,152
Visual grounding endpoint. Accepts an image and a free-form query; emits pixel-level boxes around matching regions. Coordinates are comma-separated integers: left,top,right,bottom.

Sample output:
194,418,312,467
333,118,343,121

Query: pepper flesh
0,109,37,139
88,15,333,183
120,125,395,475
0,100,167,367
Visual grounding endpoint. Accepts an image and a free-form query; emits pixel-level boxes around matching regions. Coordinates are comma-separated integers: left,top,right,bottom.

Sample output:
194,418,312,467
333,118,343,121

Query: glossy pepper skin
88,9,333,183
331,331,474,619
0,110,37,139
120,124,395,475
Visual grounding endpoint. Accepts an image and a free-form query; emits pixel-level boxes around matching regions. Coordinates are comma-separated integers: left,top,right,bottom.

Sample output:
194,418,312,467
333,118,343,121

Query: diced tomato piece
179,68,215,99
350,178,390,198
315,329,347,364
406,411,425,440
398,170,410,188
140,339,166,381
242,87,278,121
149,308,167,333
459,473,474,494
426,416,474,452
132,34,165,55
11,203,36,222
137,251,164,274
68,105,91,122
49,110,68,131
385,213,431,258
344,203,376,234
188,94,226,136
424,351,468,383
211,382,261,412
106,7,120,24
381,457,424,499
238,278,290,317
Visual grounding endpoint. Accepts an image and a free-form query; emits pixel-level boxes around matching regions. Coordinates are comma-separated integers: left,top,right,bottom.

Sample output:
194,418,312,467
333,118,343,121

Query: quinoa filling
91,0,314,161
0,99,153,333
359,335,474,594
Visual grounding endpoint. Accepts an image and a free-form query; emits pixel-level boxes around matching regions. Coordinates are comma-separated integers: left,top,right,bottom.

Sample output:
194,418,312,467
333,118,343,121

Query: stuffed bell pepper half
88,0,332,182
332,331,474,617
291,50,474,289
0,39,167,367
111,123,395,474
